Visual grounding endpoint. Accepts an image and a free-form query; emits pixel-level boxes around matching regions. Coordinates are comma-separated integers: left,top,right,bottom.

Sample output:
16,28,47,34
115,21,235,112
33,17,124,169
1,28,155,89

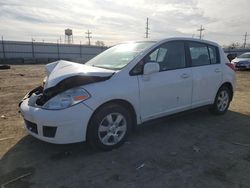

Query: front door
138,41,193,122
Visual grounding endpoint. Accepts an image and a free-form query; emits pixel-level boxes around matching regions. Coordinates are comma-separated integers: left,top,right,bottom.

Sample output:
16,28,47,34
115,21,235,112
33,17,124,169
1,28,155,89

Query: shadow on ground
1,109,250,188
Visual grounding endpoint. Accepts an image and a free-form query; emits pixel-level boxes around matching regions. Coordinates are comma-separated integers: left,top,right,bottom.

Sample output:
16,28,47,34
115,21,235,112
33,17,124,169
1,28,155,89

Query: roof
157,37,220,47
127,37,220,47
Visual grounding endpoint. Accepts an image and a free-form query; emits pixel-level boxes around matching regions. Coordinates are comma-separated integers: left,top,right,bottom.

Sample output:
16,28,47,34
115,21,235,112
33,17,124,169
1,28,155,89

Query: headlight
43,76,47,87
42,87,90,110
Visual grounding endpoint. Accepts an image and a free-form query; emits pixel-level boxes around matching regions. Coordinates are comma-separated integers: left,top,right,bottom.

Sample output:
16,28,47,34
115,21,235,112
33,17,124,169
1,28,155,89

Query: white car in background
19,38,236,150
232,52,250,70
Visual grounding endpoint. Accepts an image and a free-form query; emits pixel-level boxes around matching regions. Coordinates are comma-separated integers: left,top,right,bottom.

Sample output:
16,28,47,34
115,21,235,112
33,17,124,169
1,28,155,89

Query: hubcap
217,90,229,112
98,113,127,146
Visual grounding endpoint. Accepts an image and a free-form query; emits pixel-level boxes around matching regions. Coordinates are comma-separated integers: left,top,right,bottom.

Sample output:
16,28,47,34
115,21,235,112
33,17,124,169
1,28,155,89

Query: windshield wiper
91,64,118,70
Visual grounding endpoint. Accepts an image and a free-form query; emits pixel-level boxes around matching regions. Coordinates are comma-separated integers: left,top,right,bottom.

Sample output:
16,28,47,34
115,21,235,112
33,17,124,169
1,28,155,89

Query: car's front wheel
211,86,231,115
87,103,132,151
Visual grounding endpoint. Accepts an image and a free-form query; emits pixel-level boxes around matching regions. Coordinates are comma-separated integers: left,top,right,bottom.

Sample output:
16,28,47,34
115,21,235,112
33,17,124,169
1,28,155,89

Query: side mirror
143,62,160,75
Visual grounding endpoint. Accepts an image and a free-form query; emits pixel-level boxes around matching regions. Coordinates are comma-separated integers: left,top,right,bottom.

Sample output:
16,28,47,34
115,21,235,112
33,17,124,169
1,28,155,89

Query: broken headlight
42,87,90,110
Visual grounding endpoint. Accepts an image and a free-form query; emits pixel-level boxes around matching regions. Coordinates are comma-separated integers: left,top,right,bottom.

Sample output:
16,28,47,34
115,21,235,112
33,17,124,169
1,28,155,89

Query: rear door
137,41,193,121
187,41,223,107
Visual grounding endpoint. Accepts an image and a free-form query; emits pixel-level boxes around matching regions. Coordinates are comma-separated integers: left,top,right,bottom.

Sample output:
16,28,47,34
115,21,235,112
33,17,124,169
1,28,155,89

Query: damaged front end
36,75,111,106
19,74,112,109
19,86,43,107
19,60,114,109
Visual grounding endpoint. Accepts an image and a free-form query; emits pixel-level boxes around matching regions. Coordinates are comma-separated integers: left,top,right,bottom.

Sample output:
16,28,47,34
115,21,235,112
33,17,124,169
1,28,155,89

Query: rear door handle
181,73,189,79
215,68,221,73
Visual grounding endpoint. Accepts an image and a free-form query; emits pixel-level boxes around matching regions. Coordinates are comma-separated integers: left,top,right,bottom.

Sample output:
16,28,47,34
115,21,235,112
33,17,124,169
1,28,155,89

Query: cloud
0,0,249,46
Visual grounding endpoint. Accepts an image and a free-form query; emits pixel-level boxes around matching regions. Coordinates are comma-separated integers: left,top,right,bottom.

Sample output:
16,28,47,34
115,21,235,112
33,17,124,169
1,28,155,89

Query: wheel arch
219,82,234,101
86,99,138,141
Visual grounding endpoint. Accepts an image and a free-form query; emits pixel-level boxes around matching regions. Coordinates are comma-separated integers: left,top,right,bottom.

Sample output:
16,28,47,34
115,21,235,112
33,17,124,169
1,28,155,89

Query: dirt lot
0,65,250,188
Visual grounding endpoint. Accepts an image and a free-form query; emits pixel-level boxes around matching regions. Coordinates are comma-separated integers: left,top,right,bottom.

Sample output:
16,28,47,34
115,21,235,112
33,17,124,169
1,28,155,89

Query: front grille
43,126,57,138
25,120,38,134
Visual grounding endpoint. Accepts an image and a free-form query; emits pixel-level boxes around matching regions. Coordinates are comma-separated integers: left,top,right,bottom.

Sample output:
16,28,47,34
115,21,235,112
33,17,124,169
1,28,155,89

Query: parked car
19,38,236,150
232,52,250,70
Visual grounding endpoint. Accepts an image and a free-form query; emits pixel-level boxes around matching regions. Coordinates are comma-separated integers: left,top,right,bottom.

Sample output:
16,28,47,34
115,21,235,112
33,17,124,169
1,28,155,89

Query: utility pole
197,25,205,39
85,30,92,45
243,32,248,48
145,17,150,38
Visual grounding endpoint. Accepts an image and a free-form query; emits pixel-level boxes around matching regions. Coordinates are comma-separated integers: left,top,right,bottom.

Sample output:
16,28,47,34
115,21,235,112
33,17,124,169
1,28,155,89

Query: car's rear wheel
211,86,231,115
87,104,132,151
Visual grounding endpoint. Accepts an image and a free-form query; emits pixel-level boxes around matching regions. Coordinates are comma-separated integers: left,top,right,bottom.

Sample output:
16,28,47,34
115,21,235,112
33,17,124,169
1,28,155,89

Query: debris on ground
1,115,6,119
64,151,72,156
136,163,145,170
232,142,250,147
18,73,25,76
0,137,14,142
0,172,32,188
0,64,11,70
112,174,121,181
170,152,177,156
192,146,200,152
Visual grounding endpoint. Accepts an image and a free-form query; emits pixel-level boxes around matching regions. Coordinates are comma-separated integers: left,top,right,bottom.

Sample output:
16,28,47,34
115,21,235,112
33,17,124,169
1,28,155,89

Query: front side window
189,42,210,66
144,41,186,71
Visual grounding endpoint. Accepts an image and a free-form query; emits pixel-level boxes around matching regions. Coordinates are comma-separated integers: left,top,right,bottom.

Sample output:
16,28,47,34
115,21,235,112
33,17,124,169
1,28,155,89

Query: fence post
57,41,60,59
80,41,82,61
1,36,6,60
31,39,35,59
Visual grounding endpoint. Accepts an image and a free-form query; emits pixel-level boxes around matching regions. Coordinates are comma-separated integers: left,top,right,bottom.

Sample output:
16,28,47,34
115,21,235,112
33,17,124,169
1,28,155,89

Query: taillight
226,63,235,71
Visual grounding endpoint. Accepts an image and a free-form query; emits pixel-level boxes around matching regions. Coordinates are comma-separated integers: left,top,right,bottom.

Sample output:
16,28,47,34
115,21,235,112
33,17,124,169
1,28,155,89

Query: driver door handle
215,68,221,73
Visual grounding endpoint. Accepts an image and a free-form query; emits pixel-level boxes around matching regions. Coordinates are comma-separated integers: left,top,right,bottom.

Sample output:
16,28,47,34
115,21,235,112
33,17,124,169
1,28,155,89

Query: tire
87,103,132,151
210,86,231,115
0,64,11,70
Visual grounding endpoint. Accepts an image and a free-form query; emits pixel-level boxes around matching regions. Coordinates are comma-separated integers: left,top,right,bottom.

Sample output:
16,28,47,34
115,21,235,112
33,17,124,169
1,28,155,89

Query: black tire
87,103,132,151
210,86,231,115
0,64,11,70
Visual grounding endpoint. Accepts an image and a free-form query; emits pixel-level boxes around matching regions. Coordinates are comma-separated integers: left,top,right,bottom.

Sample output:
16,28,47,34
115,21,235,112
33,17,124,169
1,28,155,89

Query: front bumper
20,98,93,144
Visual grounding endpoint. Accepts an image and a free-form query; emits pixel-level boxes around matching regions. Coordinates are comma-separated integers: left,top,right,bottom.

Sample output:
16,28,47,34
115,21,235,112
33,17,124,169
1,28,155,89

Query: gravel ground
0,65,250,188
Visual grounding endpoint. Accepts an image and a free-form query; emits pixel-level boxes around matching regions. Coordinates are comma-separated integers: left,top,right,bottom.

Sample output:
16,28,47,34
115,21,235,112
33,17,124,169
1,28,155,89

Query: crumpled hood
44,60,115,89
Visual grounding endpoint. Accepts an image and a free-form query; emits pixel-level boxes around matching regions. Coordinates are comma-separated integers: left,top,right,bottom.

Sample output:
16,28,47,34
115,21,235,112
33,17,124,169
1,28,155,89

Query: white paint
20,37,236,144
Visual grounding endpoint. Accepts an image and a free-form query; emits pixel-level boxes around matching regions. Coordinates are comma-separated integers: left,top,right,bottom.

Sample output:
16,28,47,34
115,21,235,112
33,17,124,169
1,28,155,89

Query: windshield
238,53,250,58
85,42,156,70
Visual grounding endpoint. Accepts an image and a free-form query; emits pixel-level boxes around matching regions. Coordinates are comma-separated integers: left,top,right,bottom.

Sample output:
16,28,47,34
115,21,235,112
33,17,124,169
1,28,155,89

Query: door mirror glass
143,62,160,75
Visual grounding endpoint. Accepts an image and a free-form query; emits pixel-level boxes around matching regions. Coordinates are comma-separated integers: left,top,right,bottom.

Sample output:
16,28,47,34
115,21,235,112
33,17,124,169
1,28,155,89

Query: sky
0,0,249,46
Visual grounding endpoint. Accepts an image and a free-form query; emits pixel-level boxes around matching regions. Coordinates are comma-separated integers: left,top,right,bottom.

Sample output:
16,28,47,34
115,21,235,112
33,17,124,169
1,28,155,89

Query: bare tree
227,42,240,49
95,41,105,47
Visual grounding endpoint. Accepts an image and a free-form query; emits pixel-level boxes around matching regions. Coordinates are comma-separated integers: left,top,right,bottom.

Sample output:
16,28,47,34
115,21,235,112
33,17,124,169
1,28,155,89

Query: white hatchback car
20,38,236,150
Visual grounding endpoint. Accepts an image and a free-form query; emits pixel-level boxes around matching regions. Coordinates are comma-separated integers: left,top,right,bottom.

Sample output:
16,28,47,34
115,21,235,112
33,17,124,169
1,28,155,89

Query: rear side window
188,42,220,66
208,45,219,64
189,42,210,66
